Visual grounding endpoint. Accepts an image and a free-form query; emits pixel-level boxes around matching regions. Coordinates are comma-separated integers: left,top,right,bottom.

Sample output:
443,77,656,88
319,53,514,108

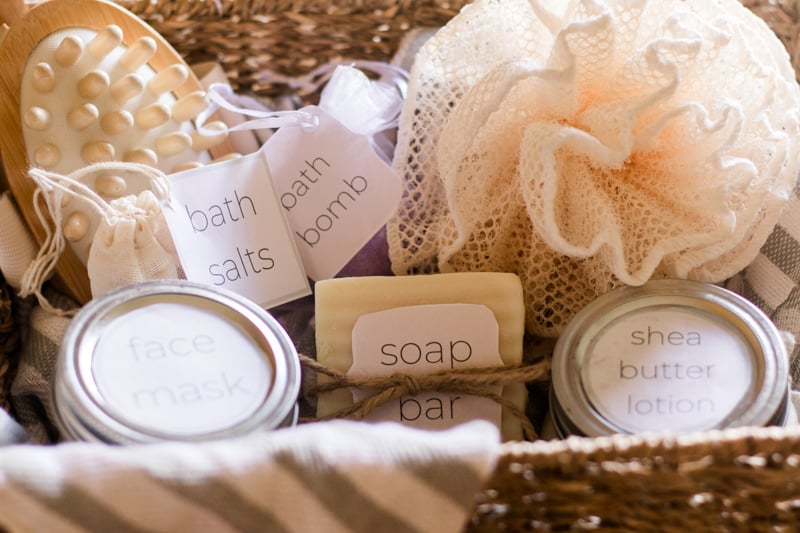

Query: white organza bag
388,0,800,337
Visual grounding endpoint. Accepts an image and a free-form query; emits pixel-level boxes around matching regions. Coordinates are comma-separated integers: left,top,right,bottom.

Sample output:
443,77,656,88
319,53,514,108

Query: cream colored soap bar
315,272,528,441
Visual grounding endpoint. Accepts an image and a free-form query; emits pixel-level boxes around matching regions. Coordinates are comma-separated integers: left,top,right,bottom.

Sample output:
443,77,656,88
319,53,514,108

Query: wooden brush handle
0,0,236,304
0,0,25,26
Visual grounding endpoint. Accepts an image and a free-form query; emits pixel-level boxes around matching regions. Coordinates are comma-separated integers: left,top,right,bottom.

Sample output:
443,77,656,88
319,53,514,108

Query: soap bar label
350,304,502,431
163,151,311,308
581,308,753,433
91,303,272,436
264,106,403,281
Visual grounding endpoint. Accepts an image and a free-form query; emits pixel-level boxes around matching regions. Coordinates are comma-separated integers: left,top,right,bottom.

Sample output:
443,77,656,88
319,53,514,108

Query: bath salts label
349,304,502,431
163,151,311,309
91,303,271,436
581,308,753,433
263,106,402,281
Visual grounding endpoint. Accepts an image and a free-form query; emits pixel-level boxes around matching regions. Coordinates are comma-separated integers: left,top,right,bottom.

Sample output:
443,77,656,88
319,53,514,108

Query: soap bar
315,272,528,440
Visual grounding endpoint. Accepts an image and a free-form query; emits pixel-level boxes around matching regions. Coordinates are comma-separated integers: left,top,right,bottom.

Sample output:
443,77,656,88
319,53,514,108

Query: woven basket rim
501,423,800,460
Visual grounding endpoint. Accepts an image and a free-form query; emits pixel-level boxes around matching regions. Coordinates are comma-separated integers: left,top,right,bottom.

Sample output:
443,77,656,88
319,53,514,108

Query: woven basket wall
118,0,473,97
0,273,18,413
2,0,800,530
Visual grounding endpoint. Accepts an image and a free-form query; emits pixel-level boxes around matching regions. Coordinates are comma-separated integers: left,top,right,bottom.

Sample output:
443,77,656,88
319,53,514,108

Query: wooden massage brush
0,0,237,304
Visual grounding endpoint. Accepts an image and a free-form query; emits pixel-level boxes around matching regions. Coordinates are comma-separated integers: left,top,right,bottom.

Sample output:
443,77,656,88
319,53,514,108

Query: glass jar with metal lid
53,280,301,444
548,280,794,438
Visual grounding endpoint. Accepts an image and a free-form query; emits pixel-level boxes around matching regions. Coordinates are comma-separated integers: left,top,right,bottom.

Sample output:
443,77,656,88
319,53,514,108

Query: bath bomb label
263,106,402,281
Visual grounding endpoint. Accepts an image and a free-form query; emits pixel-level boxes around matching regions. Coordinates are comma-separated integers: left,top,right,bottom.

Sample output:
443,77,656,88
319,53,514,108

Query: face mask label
92,303,272,436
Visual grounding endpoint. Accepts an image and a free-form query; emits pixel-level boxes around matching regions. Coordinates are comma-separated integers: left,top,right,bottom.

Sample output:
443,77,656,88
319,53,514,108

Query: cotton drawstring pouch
21,162,177,312
388,0,800,337
86,187,180,298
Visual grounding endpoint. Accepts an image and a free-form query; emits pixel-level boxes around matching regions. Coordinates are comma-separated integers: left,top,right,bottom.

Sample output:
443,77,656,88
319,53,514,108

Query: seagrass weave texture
0,274,18,412
117,0,470,97
116,0,800,94
468,427,800,531
2,0,800,530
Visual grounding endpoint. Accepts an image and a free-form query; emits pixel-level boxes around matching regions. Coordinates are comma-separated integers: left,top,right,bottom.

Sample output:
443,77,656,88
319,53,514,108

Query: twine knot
298,353,551,440
391,373,423,396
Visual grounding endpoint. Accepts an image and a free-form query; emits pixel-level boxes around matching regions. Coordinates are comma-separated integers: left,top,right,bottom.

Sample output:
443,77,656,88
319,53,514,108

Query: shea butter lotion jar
53,280,301,444
549,280,793,437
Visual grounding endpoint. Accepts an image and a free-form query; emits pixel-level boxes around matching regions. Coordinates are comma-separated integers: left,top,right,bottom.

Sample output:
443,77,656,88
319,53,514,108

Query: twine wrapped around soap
298,354,550,440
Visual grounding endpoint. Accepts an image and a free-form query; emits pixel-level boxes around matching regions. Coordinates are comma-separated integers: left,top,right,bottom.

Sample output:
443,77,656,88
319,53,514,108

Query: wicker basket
0,273,18,414
4,0,800,530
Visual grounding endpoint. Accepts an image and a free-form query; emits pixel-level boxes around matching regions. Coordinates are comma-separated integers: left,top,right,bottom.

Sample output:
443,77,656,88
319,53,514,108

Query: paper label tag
350,304,503,431
581,308,754,433
162,151,311,308
263,106,403,280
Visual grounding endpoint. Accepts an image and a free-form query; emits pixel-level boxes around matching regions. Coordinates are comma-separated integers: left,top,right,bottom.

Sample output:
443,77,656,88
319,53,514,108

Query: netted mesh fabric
387,0,800,337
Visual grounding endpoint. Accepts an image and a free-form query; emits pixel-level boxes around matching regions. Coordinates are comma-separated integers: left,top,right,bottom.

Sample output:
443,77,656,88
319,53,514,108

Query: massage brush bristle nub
63,211,91,242
0,0,238,304
19,23,233,181
78,71,110,99
55,35,83,67
119,37,156,71
87,25,123,58
31,63,56,93
172,91,208,122
33,144,60,168
101,110,133,134
20,24,234,186
123,148,158,166
67,104,100,130
135,103,170,129
149,64,189,96
94,174,127,197
23,107,51,130
110,73,145,103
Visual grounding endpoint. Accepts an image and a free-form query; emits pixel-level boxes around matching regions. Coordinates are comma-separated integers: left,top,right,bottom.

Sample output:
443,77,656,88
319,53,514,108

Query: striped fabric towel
0,419,499,533
727,184,800,387
0,216,498,532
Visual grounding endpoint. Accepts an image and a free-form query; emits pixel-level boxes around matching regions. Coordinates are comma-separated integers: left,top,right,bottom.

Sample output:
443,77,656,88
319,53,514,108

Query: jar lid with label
53,280,301,444
549,280,792,438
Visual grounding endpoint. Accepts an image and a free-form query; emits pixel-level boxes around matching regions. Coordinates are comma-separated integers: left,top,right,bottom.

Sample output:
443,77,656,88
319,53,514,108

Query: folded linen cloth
0,419,499,533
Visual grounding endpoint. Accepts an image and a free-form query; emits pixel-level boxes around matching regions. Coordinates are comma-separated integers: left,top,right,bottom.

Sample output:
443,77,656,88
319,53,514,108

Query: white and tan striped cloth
0,275,499,533
727,184,800,387
0,419,499,533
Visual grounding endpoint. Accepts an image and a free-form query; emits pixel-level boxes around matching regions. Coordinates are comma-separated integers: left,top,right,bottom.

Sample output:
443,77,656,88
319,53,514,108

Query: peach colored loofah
387,0,800,337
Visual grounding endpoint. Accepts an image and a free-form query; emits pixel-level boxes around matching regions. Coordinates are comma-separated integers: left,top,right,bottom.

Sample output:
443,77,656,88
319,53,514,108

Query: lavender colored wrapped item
337,226,393,278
